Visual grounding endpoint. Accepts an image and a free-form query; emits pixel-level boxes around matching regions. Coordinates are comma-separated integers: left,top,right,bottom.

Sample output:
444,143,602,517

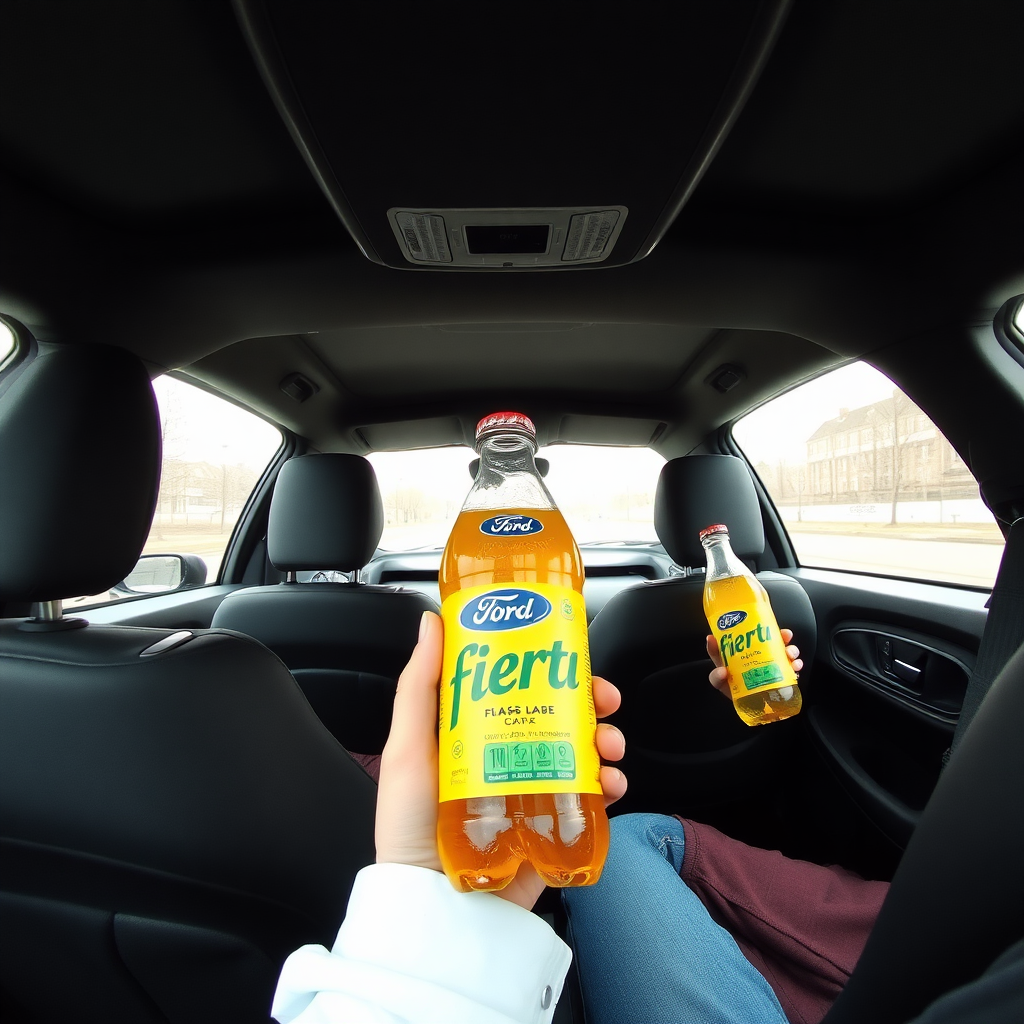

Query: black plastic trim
231,0,382,265
993,293,1024,370
635,0,794,262
233,0,792,271
830,624,971,724
807,705,921,848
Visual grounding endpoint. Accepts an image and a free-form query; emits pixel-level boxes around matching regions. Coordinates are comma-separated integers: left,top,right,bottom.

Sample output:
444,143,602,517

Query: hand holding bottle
707,629,802,696
376,611,627,912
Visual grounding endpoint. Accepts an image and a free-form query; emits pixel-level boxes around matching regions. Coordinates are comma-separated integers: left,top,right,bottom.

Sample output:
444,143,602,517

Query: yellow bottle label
438,581,601,803
709,597,798,699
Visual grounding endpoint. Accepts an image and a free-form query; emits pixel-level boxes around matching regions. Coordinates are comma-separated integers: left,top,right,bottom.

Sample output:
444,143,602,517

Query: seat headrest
0,342,161,602
654,455,765,567
267,454,384,571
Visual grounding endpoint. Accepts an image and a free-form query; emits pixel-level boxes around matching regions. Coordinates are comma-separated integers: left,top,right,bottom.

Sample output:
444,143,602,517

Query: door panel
784,567,986,853
830,625,970,720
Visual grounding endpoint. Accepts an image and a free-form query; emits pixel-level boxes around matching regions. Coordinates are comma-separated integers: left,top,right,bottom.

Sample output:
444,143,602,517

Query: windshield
368,444,665,551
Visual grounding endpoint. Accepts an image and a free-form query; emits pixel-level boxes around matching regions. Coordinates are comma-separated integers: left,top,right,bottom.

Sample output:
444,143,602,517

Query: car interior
1,2,1022,1023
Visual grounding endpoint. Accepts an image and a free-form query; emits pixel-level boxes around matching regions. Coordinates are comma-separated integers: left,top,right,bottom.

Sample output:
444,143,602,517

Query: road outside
789,524,1003,587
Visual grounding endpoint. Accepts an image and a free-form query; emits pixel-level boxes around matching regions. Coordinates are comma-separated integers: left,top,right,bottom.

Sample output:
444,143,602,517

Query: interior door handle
831,627,971,718
894,658,922,683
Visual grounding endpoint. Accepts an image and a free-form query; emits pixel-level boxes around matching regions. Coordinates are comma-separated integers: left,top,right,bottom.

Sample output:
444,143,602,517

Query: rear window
732,362,1003,588
368,444,665,551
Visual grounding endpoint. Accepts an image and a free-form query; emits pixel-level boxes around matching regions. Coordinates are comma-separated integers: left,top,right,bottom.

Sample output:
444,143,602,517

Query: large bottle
701,523,802,726
437,412,608,892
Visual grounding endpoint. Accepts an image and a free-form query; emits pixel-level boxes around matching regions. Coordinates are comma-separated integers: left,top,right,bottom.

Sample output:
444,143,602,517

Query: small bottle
436,412,608,892
700,523,802,726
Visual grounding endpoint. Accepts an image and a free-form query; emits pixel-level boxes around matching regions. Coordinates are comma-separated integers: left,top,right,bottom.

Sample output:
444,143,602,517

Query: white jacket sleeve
272,863,572,1024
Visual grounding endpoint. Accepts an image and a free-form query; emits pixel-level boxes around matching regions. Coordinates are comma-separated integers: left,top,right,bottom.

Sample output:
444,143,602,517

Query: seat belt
946,516,1024,761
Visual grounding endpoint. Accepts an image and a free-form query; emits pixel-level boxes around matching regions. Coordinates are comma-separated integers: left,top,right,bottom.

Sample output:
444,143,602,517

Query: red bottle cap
699,523,730,540
475,411,536,441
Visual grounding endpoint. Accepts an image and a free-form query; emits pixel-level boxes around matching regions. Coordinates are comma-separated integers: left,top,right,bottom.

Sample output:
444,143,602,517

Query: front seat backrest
822,639,1024,1024
211,453,439,755
589,455,817,809
0,342,377,1024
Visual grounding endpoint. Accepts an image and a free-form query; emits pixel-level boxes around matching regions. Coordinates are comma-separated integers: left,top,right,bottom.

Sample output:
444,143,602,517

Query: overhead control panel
234,0,790,271
388,207,627,267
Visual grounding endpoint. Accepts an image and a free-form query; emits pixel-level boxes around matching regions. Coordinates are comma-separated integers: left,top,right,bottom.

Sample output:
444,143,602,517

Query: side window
732,362,1004,588
67,376,282,608
0,320,16,368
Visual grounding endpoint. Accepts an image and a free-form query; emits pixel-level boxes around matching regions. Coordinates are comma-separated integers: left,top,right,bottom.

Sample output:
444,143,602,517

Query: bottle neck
702,534,752,581
478,433,538,473
463,432,555,511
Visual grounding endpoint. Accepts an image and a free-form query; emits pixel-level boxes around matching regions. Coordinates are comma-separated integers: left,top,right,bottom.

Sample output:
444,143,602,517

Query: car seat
211,453,439,759
822,515,1024,1023
0,342,378,1024
588,454,817,811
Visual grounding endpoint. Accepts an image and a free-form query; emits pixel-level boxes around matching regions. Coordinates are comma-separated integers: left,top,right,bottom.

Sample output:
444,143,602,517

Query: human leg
562,813,788,1024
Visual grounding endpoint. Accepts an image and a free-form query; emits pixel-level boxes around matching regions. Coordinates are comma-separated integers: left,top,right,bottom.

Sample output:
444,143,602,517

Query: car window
368,444,665,551
0,320,16,369
66,375,282,608
732,362,1004,588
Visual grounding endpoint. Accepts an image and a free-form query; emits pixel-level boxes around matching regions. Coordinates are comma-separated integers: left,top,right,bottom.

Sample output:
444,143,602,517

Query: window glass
732,362,1004,588
0,320,16,368
368,444,665,551
66,376,282,608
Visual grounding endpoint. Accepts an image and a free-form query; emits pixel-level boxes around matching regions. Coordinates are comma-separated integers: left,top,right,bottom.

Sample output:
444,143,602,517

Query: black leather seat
211,453,439,757
589,454,817,811
0,343,377,1024
822,637,1024,1024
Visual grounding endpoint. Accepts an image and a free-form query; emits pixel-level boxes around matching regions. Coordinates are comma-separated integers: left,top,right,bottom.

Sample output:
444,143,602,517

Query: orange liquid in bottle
703,573,802,726
438,506,609,892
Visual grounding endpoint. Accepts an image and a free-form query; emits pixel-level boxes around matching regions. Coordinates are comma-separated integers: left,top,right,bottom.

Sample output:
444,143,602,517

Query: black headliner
0,0,1021,462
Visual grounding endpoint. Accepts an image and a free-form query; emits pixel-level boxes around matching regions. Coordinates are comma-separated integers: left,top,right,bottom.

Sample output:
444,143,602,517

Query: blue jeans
562,813,789,1024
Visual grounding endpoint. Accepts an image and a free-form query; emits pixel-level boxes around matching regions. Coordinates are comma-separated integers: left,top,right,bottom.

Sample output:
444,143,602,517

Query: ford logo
460,589,552,631
717,610,747,630
480,514,544,536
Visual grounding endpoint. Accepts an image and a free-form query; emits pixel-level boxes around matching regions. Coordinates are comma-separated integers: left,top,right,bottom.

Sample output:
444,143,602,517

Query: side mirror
110,553,208,597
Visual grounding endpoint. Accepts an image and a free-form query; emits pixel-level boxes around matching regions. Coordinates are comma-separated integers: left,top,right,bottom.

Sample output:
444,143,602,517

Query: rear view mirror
111,553,208,597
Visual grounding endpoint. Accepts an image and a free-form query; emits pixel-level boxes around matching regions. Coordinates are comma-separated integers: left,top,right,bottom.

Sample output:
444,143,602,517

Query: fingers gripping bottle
437,412,608,892
701,523,802,726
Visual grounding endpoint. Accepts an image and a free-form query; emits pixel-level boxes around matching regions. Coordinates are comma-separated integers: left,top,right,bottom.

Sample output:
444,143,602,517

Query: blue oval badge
718,610,747,630
480,514,544,536
461,589,552,631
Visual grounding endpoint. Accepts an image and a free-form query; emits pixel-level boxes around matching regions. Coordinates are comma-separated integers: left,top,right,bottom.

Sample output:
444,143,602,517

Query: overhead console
233,0,791,270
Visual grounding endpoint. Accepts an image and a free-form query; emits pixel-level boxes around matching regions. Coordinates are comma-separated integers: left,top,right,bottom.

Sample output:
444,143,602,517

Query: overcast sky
733,362,903,466
153,375,282,471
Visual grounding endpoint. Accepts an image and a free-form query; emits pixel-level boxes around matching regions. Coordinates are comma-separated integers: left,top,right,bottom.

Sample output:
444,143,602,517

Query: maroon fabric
348,752,382,783
677,818,889,1024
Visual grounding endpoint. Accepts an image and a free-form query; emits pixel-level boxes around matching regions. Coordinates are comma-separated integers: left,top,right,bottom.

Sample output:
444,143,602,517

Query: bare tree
222,463,259,528
879,390,917,525
385,486,425,524
153,385,192,539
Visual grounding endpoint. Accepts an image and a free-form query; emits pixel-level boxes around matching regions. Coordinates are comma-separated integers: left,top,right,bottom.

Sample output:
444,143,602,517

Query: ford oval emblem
460,589,552,631
718,610,747,630
480,514,544,536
